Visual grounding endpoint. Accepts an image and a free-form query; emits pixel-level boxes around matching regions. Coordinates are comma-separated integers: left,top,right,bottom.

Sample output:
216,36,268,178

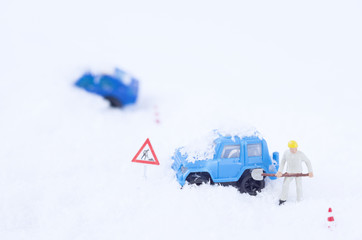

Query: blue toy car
75,68,139,108
172,134,279,195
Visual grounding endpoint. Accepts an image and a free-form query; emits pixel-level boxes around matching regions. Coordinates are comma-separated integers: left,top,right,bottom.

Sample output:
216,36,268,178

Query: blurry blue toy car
172,134,279,195
75,68,139,108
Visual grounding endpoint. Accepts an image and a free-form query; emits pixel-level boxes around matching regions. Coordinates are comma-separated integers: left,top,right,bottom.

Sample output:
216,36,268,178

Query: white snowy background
1,0,362,239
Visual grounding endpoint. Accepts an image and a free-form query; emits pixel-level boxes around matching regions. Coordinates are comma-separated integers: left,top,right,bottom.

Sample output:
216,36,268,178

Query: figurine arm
301,153,313,177
276,153,286,177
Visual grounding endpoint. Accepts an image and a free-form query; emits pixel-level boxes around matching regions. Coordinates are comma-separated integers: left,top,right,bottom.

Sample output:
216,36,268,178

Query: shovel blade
251,168,264,181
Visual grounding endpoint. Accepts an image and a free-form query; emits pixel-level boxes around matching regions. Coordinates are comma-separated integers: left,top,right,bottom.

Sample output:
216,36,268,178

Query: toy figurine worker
276,140,313,205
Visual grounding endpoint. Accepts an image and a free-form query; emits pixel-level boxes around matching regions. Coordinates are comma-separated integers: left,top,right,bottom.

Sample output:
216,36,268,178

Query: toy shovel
251,169,309,181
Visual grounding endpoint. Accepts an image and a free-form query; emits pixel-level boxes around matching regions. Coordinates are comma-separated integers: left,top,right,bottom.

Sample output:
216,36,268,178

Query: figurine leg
296,177,303,201
280,177,293,201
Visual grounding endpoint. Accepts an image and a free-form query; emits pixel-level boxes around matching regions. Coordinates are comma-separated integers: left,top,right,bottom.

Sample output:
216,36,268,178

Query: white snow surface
1,1,362,240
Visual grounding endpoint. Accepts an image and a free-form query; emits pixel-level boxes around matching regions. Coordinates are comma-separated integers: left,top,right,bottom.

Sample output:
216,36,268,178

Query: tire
104,96,123,108
186,173,211,185
238,172,265,196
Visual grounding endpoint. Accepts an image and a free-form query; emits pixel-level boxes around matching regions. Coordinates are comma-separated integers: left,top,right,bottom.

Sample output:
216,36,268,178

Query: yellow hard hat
288,140,298,148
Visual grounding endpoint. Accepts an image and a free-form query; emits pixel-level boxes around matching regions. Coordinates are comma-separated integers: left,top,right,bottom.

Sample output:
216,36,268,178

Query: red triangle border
131,138,160,165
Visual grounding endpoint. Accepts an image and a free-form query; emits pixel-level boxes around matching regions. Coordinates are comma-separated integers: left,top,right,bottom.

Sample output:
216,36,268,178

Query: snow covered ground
1,0,362,239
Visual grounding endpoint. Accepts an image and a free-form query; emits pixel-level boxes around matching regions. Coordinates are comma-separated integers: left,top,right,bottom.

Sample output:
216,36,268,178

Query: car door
218,144,242,180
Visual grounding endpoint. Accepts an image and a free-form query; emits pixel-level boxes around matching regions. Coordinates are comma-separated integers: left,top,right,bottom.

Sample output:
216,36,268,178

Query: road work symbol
141,149,153,161
132,138,160,165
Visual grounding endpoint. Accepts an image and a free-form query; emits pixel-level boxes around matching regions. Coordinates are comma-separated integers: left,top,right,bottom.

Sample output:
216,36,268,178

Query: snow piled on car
179,125,263,163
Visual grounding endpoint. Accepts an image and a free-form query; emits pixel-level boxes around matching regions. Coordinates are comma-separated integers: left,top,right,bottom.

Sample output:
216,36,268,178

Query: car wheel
104,96,123,108
186,173,210,185
239,173,265,196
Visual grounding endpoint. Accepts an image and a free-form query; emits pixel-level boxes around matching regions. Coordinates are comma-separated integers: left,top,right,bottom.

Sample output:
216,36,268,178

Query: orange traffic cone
327,208,335,229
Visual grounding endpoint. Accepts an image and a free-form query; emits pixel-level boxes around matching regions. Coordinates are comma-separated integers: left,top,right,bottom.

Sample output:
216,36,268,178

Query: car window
247,143,262,157
221,145,240,159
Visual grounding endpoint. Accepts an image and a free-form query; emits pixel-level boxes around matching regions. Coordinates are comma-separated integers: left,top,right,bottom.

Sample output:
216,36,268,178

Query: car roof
214,135,262,144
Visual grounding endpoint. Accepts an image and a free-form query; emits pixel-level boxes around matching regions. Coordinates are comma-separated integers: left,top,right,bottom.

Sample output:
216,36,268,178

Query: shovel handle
262,173,309,177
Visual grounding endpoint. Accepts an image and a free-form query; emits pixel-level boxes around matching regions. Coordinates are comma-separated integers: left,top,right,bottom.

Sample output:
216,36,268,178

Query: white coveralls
278,150,313,201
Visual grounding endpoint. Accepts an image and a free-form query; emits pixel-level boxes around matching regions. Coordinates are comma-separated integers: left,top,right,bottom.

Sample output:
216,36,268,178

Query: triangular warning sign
132,138,160,165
